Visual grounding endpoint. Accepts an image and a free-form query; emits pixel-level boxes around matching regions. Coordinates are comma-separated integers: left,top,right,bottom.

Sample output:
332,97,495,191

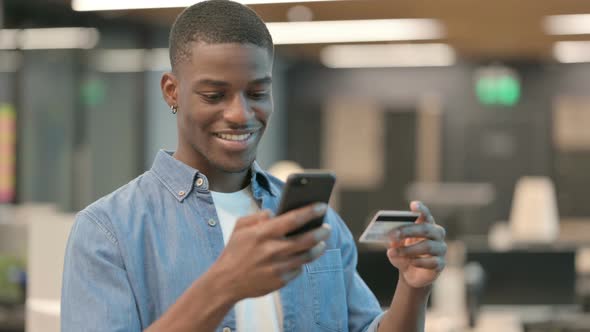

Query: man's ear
161,72,178,108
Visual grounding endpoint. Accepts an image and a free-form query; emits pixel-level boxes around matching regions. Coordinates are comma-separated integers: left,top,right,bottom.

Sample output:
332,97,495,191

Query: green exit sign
475,66,520,107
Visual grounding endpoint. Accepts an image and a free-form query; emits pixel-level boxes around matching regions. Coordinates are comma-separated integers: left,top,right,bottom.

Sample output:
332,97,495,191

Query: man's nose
225,93,253,125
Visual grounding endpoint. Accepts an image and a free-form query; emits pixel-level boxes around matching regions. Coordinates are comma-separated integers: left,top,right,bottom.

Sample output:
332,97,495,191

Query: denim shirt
61,150,384,332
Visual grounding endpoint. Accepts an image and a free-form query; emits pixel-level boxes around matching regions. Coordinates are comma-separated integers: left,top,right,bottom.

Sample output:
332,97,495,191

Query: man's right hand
213,202,331,301
145,203,331,332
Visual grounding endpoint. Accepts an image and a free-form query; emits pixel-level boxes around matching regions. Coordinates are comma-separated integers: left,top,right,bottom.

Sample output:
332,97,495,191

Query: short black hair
169,0,274,70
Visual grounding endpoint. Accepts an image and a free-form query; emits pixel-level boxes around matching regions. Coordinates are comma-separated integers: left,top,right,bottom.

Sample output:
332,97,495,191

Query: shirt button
208,219,217,227
196,178,204,187
222,328,231,332
178,191,185,197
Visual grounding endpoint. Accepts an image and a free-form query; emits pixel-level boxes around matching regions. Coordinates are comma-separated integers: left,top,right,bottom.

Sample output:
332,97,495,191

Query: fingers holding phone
215,202,332,301
271,226,331,282
277,222,332,257
258,202,332,277
260,202,327,237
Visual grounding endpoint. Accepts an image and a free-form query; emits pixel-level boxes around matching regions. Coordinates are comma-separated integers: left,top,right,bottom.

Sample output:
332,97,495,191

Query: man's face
172,42,273,173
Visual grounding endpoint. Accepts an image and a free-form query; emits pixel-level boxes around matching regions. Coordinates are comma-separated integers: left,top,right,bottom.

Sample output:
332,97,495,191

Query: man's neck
207,170,250,193
172,149,251,193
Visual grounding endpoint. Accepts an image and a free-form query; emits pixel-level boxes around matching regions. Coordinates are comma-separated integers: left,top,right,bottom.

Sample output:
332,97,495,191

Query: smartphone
277,172,336,237
359,210,420,245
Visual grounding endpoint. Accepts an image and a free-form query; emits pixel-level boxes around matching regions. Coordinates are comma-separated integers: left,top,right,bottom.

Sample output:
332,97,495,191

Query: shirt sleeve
326,209,385,332
61,210,141,332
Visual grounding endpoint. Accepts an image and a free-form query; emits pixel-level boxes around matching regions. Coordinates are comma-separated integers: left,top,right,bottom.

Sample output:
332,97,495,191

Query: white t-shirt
211,186,283,332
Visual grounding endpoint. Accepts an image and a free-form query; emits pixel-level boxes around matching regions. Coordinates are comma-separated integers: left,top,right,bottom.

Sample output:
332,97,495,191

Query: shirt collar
250,160,279,198
150,150,199,202
150,150,277,202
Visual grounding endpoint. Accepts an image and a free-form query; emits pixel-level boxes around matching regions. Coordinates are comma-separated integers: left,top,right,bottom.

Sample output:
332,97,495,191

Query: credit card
359,210,420,244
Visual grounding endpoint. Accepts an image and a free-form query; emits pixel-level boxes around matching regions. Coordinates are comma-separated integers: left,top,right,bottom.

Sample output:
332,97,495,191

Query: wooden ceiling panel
79,0,590,60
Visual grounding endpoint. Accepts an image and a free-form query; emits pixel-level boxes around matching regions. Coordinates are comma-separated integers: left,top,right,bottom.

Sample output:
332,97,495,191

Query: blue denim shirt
61,150,384,332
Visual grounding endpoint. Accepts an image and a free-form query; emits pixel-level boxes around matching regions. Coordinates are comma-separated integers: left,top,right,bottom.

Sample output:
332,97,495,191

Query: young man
61,1,447,331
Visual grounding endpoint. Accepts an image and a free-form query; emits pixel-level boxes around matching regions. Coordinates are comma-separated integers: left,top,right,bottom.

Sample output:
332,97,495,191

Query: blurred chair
509,176,559,244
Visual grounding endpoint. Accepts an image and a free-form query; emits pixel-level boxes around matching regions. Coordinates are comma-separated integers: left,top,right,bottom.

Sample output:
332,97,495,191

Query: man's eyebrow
250,76,272,85
193,76,272,87
195,79,230,87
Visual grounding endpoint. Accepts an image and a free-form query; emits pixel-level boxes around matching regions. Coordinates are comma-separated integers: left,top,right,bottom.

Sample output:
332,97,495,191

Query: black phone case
277,172,336,237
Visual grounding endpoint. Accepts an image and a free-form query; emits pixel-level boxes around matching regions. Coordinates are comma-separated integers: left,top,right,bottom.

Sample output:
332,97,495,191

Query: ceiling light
72,0,342,11
553,41,590,63
91,49,146,72
268,19,444,44
90,48,171,72
320,43,455,68
544,14,590,35
145,48,171,71
19,28,100,50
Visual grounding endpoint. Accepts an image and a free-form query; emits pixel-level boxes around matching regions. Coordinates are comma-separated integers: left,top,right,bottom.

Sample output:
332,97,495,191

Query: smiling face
162,42,273,175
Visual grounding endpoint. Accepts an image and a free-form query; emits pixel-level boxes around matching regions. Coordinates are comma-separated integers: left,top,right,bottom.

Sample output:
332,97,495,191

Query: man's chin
215,158,254,174
223,165,251,174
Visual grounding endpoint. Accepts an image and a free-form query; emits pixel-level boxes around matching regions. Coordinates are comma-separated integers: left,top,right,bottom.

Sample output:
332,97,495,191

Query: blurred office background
0,0,590,331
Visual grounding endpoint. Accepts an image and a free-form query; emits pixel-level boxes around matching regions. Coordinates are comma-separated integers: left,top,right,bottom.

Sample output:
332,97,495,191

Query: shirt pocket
305,248,348,332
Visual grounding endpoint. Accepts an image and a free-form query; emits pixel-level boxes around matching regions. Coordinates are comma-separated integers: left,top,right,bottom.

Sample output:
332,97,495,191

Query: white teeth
216,133,252,141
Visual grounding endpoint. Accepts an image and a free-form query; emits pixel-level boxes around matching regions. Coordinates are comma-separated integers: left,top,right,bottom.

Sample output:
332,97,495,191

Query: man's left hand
387,201,447,289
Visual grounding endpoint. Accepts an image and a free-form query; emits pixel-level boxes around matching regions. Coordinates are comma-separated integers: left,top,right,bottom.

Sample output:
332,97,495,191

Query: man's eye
201,93,224,102
248,91,269,100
